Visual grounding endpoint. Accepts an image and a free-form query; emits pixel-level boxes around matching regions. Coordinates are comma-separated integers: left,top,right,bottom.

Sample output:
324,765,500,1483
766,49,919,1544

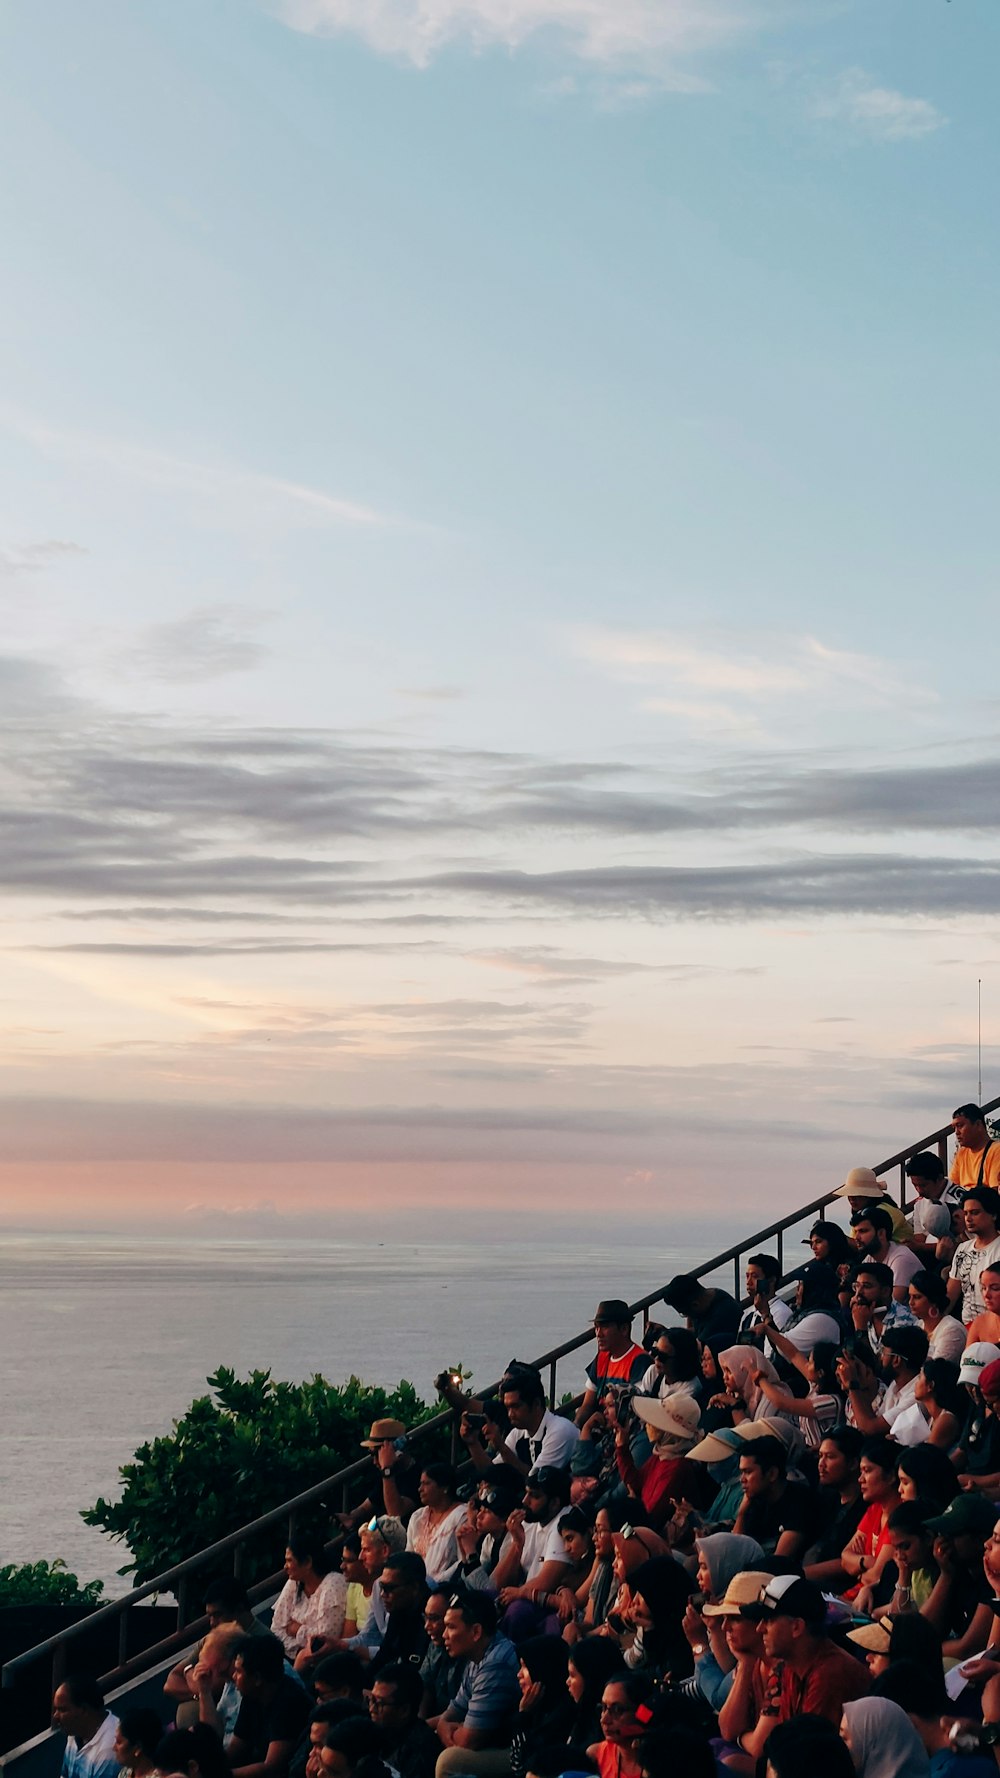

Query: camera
464,1413,486,1434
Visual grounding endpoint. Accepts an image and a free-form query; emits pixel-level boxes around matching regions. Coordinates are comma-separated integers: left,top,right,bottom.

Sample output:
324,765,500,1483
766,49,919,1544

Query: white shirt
61,1714,120,1778
521,1511,572,1582
271,1570,347,1655
912,1197,952,1241
738,1299,793,1337
950,1235,1000,1324
779,1311,842,1354
881,1375,919,1430
885,1242,923,1290
406,1501,467,1586
636,1366,698,1402
501,1408,580,1471
928,1316,968,1363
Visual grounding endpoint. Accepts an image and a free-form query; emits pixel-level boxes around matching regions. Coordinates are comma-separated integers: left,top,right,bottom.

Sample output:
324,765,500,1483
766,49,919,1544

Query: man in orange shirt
952,1104,1000,1190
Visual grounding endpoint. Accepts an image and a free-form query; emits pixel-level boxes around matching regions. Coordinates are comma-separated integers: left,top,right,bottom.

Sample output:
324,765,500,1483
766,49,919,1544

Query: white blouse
271,1569,347,1656
405,1502,467,1586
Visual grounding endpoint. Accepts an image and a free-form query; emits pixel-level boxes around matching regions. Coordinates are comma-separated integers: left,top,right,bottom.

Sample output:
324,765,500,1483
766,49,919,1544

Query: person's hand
894,1547,912,1585
482,1416,501,1449
934,1536,957,1576
458,1413,478,1445
189,1661,214,1696
851,1303,872,1331
506,1508,526,1544
335,1510,357,1529
750,1368,767,1386
958,1657,1000,1685
553,1587,577,1623
854,1584,875,1618
682,1601,705,1649
583,1412,604,1437
376,1445,396,1472
287,1617,301,1637
519,1680,543,1714
498,1586,522,1607
456,1518,480,1557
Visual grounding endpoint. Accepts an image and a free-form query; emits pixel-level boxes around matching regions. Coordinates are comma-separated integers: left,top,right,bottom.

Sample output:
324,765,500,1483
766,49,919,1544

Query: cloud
0,406,389,529
813,69,945,143
274,0,766,86
0,540,85,578
120,605,271,683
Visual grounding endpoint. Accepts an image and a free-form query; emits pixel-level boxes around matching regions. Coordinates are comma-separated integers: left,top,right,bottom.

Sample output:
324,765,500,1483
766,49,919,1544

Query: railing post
776,1228,783,1277
176,1576,190,1633
548,1359,557,1410
733,1255,740,1300
233,1541,245,1578
938,1135,949,1171
118,1609,130,1670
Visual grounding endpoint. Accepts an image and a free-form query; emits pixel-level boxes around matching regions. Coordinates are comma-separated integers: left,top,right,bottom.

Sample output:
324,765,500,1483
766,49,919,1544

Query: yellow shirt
951,1142,1000,1190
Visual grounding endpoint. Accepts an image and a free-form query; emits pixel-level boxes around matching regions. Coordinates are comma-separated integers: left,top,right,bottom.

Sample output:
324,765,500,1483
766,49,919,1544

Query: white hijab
842,1697,930,1778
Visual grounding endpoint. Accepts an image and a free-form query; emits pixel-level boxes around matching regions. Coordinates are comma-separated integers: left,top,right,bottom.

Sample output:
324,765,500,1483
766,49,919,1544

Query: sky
0,0,998,1238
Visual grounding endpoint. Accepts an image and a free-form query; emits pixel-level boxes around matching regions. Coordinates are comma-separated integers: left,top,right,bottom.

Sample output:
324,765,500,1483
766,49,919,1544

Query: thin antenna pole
980,978,983,1103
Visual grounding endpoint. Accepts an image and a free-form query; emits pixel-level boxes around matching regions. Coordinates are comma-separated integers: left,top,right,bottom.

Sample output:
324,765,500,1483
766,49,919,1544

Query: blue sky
0,0,998,1232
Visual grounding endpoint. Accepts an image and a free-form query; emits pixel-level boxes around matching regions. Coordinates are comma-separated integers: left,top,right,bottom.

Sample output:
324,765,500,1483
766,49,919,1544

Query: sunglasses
652,1350,670,1364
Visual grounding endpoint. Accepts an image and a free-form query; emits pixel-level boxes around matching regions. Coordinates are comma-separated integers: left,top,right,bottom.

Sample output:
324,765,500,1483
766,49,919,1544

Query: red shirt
778,1639,870,1723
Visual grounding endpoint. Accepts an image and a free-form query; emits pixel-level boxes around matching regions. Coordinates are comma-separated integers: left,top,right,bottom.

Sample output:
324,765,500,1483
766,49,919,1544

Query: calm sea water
1,1227,732,1594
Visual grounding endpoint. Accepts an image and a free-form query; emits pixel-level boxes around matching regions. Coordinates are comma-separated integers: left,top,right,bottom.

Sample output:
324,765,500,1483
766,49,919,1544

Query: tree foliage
82,1367,444,1585
0,1559,103,1608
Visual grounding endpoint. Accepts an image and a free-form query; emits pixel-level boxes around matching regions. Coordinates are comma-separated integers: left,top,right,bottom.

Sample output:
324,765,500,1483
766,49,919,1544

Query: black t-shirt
384,1721,441,1778
368,1606,429,1682
233,1676,311,1762
691,1290,741,1346
806,1487,866,1565
742,1480,815,1552
370,1456,420,1515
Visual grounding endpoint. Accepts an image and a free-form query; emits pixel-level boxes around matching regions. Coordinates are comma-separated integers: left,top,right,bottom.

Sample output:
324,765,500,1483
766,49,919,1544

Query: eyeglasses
652,1351,670,1364
600,1703,633,1717
380,1580,405,1594
369,1696,396,1712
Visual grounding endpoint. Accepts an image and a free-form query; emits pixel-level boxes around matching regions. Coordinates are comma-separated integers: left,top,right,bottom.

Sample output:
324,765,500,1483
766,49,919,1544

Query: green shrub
0,1559,103,1608
83,1367,446,1584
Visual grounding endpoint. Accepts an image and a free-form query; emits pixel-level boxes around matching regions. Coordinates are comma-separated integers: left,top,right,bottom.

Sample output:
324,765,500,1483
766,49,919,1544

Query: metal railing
5,1094,998,1719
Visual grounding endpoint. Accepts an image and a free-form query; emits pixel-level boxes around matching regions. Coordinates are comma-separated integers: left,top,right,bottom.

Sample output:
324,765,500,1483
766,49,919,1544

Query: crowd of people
50,1103,1000,1778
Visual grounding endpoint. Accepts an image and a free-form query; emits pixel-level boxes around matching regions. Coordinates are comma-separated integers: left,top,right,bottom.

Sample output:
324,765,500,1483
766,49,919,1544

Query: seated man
340,1418,419,1528
463,1367,579,1478
850,1205,922,1300
311,1652,365,1704
906,1151,962,1266
731,1433,813,1561
229,1632,311,1778
342,1515,407,1658
663,1273,740,1347
951,1104,1000,1191
494,1467,573,1638
369,1663,441,1778
840,1324,928,1438
802,1425,865,1592
179,1625,244,1742
420,1588,465,1720
52,1675,120,1778
367,1551,429,1681
738,1255,793,1343
575,1300,648,1426
738,1575,868,1755
435,1591,520,1777
849,1258,917,1361
164,1577,268,1722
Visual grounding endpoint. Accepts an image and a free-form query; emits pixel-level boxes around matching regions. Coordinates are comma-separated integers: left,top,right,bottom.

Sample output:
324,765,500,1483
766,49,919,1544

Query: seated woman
634,1329,701,1402
271,1534,348,1669
905,1357,963,1450
586,1671,657,1778
896,1442,960,1514
613,1394,706,1530
840,1697,931,1778
620,1556,695,1682
908,1269,967,1363
549,1507,597,1635
565,1642,623,1749
710,1348,784,1426
748,1343,844,1449
758,1262,843,1359
509,1638,573,1778
404,1463,467,1587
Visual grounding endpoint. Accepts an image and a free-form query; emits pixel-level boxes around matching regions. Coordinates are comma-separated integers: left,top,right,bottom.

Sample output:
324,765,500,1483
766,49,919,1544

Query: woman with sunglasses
586,1671,656,1778
635,1329,700,1402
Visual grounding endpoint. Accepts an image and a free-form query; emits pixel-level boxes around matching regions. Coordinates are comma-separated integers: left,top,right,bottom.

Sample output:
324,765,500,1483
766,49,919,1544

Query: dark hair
595,1496,648,1533
420,1461,457,1496
809,1342,842,1396
234,1631,284,1684
322,1717,392,1778
628,1560,695,1679
502,1371,546,1408
59,1674,105,1711
851,1205,894,1239
657,1327,700,1383
762,1717,856,1778
313,1651,366,1697
382,1551,427,1589
372,1662,423,1716
856,1258,895,1292
880,1326,929,1372
287,1531,330,1576
820,1423,863,1465
964,1185,1000,1223
116,1710,164,1757
310,1701,367,1728
557,1506,594,1538
887,1499,934,1539
445,1588,496,1634
601,1670,656,1709
746,1254,780,1283
203,1576,250,1614
341,1531,362,1559
859,1437,898,1477
887,1613,944,1689
920,1357,963,1416
954,1103,987,1124
871,1656,947,1718
806,1221,854,1264
739,1435,786,1477
566,1641,623,1740
795,1260,839,1314
896,1443,961,1512
906,1152,945,1182
153,1727,230,1778
636,1726,715,1778
908,1268,950,1314
663,1274,703,1314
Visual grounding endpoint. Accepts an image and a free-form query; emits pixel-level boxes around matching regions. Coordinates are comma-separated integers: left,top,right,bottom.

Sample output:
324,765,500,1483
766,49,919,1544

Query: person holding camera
462,1368,579,1480
339,1419,419,1530
613,1395,706,1531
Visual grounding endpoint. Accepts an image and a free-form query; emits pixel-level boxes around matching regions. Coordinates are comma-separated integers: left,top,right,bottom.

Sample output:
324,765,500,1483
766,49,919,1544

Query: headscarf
720,1346,779,1419
842,1697,930,1778
628,1556,695,1679
519,1636,569,1690
611,1525,669,1581
694,1532,765,1600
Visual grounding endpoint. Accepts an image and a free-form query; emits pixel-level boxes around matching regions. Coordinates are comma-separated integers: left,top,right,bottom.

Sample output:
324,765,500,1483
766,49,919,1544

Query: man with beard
494,1468,572,1641
840,1324,928,1439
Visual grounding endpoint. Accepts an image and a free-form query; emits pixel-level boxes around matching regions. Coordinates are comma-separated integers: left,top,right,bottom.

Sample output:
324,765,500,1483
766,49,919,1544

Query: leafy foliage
0,1559,103,1607
83,1368,445,1584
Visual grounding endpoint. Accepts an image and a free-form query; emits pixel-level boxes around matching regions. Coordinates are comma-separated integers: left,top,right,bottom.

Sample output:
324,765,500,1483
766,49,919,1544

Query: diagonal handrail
4,1094,998,1723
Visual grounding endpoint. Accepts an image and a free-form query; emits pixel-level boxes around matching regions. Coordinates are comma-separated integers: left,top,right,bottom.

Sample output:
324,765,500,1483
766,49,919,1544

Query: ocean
1,1226,733,1594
